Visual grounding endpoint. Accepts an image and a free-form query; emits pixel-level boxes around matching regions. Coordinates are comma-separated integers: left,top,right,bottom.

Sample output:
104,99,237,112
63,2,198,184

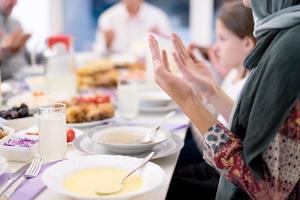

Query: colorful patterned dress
203,101,300,200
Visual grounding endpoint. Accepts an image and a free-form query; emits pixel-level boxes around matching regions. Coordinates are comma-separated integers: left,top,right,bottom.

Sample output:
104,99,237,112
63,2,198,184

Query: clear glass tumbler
117,76,139,120
38,103,67,161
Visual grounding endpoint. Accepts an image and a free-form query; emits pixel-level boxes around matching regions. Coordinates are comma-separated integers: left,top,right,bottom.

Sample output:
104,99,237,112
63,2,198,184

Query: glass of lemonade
117,72,139,120
38,103,67,161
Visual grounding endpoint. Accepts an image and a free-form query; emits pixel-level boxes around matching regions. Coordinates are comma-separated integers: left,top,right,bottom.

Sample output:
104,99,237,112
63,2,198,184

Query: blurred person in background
93,0,171,55
214,0,255,125
166,2,255,199
189,0,242,82
149,0,300,198
0,0,31,80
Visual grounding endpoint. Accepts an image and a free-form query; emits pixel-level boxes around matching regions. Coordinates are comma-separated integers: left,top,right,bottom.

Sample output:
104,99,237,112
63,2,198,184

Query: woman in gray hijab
149,0,300,199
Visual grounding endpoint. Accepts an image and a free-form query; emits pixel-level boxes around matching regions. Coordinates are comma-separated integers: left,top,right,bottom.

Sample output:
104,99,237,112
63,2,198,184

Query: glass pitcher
45,35,76,98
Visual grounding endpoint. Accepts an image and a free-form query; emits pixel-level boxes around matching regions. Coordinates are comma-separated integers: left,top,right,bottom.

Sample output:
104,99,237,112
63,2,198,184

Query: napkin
0,161,60,200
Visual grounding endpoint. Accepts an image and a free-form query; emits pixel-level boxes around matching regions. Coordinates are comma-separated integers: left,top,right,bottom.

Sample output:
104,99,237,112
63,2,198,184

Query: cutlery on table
0,157,42,200
0,162,30,196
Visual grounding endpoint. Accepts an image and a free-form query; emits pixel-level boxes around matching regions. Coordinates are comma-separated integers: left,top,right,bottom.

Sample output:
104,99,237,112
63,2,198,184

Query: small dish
87,124,171,154
0,134,38,162
4,116,36,132
139,90,172,107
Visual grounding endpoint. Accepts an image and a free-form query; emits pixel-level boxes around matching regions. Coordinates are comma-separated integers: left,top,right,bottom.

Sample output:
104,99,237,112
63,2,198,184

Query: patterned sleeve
202,101,300,200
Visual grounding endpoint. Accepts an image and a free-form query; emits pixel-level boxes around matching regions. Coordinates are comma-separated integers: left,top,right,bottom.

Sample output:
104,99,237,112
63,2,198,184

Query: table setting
0,53,189,200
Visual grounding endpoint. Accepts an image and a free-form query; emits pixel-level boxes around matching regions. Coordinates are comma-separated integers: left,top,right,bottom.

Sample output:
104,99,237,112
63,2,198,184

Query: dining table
4,111,189,200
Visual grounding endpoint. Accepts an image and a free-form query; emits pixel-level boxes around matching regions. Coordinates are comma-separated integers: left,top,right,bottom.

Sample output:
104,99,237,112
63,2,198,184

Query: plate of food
67,117,115,128
63,94,116,128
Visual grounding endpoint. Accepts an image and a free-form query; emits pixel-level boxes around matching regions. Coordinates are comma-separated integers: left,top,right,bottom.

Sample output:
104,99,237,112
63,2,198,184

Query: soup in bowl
87,124,171,154
42,155,165,200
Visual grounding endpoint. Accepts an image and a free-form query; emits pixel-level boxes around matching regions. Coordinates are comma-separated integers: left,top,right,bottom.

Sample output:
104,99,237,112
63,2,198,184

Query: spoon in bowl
95,151,155,195
139,111,176,144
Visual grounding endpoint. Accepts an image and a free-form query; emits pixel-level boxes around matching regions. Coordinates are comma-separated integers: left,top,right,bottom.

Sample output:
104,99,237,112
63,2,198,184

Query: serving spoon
95,151,155,195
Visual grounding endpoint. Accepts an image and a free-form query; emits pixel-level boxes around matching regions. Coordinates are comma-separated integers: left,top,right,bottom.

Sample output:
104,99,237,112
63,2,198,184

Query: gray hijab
251,0,300,37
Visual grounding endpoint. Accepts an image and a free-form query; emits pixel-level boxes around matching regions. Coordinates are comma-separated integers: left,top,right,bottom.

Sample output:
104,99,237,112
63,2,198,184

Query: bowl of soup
42,155,165,200
86,124,171,154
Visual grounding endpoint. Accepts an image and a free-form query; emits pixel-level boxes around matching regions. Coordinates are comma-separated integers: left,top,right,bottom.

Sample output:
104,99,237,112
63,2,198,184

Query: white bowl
42,155,165,200
4,116,36,132
0,134,38,162
139,90,172,107
87,124,171,154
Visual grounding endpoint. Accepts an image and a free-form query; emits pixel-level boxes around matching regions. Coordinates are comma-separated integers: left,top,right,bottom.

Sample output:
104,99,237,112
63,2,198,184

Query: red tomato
66,128,75,143
95,95,110,104
75,95,110,104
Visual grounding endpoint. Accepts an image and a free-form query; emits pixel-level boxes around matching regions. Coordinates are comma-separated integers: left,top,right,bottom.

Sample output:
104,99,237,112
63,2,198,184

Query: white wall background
190,0,214,46
12,0,64,51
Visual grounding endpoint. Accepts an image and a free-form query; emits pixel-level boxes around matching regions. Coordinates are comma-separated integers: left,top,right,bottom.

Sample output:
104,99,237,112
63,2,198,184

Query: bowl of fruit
0,104,36,131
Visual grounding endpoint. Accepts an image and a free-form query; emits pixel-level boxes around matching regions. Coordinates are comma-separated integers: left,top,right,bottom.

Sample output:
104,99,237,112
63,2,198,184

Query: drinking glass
38,103,67,161
117,75,139,120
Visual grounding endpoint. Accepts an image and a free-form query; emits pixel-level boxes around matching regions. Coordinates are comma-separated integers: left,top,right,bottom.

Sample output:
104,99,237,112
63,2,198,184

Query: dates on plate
0,103,32,120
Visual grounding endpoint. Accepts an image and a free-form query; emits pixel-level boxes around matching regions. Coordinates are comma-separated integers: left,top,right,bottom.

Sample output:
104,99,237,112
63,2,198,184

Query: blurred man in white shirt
94,0,171,55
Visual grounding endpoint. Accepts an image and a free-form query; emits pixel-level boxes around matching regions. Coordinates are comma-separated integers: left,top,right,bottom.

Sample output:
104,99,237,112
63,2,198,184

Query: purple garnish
3,138,38,148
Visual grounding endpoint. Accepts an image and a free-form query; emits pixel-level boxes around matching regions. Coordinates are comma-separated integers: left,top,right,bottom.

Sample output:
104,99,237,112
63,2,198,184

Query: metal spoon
139,111,176,144
95,152,155,195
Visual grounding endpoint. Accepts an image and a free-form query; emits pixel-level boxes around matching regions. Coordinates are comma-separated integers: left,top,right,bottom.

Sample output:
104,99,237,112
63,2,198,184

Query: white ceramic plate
139,103,178,113
73,134,183,160
42,155,165,200
67,117,115,128
87,124,171,154
139,90,172,107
